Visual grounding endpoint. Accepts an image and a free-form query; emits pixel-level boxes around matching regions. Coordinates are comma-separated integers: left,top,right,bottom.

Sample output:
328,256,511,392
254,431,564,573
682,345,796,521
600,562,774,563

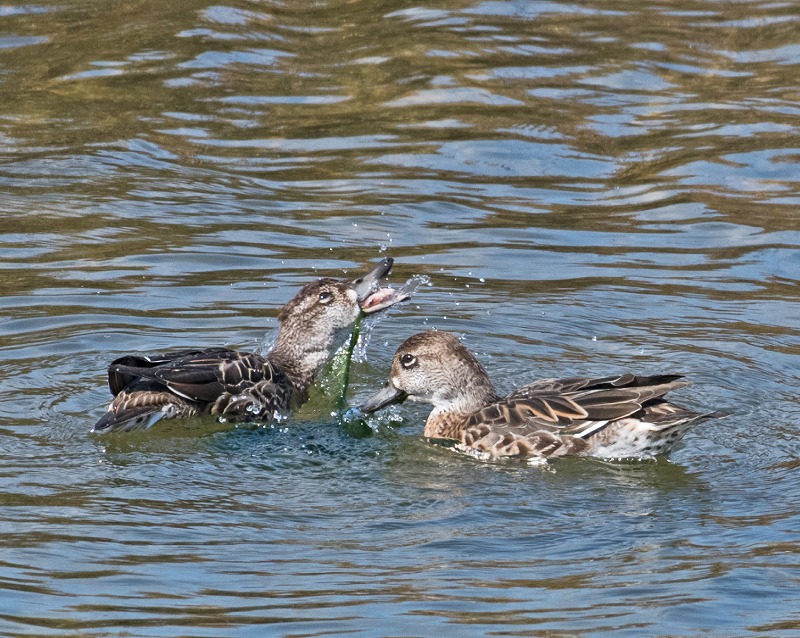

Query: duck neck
268,325,336,392
424,377,498,440
424,410,470,440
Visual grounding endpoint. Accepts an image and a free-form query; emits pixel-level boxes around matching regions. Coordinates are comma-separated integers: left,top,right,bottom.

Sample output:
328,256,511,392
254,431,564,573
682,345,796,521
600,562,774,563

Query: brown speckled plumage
361,330,724,461
94,259,408,433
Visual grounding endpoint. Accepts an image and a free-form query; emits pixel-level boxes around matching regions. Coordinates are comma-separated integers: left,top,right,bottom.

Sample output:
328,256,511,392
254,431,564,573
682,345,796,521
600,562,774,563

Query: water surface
1,0,799,635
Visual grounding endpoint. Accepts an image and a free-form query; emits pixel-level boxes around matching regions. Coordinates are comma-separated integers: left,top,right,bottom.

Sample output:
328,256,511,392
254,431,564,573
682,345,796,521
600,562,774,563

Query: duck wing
108,348,279,403
507,373,686,402
463,373,689,441
96,348,289,432
107,349,216,396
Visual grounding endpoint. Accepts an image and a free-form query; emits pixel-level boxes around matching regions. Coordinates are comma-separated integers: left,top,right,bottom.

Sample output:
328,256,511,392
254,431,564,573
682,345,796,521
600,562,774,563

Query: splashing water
257,327,279,357
246,399,264,415
353,274,430,362
317,274,426,417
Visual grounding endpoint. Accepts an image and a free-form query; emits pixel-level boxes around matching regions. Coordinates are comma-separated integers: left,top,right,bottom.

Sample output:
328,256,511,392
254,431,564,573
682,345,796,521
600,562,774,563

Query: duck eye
319,290,333,303
400,353,417,368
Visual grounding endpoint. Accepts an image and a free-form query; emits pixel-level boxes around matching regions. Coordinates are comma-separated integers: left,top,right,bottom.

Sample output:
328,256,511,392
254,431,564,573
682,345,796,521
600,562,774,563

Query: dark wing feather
158,351,275,402
108,348,277,404
463,373,690,438
508,373,685,399
107,349,228,396
94,404,159,433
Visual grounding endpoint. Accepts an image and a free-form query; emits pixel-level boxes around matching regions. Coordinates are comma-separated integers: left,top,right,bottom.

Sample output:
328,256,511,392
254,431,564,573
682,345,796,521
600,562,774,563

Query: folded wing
461,373,690,449
97,348,289,432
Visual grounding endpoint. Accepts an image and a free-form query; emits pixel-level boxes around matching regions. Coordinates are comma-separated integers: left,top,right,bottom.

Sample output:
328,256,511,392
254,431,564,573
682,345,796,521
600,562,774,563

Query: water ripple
0,0,798,635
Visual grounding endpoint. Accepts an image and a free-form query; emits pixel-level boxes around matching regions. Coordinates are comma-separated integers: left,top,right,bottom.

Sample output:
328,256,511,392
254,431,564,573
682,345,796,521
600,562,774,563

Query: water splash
245,399,264,415
257,327,279,357
339,404,405,436
353,274,430,362
316,273,427,422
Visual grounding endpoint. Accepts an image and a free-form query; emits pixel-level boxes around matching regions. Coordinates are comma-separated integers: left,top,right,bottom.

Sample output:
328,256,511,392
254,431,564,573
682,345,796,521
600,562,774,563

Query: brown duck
361,330,724,461
94,258,408,433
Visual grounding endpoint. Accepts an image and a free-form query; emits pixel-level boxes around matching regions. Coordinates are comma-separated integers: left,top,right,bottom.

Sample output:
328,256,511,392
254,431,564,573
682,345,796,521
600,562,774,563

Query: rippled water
1,0,799,635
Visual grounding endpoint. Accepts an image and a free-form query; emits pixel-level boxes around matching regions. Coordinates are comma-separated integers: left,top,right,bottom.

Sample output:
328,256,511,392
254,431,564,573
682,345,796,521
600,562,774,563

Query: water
1,0,798,635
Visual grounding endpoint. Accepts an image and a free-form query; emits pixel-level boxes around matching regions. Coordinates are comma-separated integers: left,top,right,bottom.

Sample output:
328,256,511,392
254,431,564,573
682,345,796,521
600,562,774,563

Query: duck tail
92,404,169,433
92,390,198,434
587,405,727,459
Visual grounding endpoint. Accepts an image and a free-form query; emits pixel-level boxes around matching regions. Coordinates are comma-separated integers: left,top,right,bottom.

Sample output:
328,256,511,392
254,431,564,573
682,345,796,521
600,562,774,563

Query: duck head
271,258,409,387
361,330,497,415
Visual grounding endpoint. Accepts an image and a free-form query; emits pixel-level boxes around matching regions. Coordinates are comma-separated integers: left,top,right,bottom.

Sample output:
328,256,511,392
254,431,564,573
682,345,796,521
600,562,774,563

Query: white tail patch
586,419,695,460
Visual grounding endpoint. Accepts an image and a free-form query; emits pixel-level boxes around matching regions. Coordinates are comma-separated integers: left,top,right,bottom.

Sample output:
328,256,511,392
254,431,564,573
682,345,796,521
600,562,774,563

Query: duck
93,258,409,433
360,330,724,461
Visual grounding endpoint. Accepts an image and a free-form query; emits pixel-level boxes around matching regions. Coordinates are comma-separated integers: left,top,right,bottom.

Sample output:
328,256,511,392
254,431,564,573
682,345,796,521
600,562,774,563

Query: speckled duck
94,258,408,433
361,330,724,461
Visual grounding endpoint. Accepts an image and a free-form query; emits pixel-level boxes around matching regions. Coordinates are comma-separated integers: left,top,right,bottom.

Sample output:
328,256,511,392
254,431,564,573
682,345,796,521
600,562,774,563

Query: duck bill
350,257,411,314
359,287,411,314
350,257,393,300
360,381,407,413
